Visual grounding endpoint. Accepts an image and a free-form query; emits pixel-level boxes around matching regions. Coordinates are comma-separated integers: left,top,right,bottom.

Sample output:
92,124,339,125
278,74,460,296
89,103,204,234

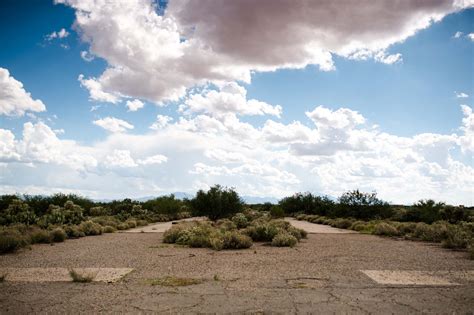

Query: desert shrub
50,228,67,242
64,225,85,238
29,228,52,243
271,232,297,247
232,213,249,228
279,193,335,216
0,228,29,253
89,206,110,217
209,235,225,250
332,218,354,229
90,216,119,228
163,224,192,243
102,225,116,233
374,222,399,236
270,205,285,218
216,219,237,231
136,219,149,227
468,240,474,260
245,223,279,242
69,269,94,283
176,211,191,220
412,223,431,240
397,222,418,235
442,226,471,249
349,221,366,231
190,185,243,220
288,226,307,240
142,194,183,216
335,190,392,220
117,223,129,230
126,220,137,229
79,221,102,236
222,231,252,249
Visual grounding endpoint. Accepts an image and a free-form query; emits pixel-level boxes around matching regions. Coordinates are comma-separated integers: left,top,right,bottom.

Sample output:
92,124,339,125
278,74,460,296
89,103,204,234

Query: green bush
0,228,29,253
270,206,285,218
102,225,116,233
50,228,67,242
190,185,243,220
374,222,399,236
442,226,471,249
271,232,297,247
222,231,252,249
78,221,102,236
29,228,52,243
232,213,248,228
216,219,237,231
117,223,129,230
64,225,85,238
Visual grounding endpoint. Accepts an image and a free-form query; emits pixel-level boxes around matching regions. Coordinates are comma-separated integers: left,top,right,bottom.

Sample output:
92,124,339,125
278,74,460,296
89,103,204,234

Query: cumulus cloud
1,104,474,204
468,33,474,41
46,28,69,40
0,68,46,116
150,115,173,130
126,99,144,111
80,50,94,62
93,117,134,133
453,31,463,38
180,82,282,117
459,104,474,152
56,0,471,105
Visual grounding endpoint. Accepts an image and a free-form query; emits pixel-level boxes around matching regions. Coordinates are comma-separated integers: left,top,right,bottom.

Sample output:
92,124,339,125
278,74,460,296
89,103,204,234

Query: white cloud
150,115,173,130
78,74,120,104
2,104,474,204
0,68,46,116
455,91,469,98
80,50,94,62
46,28,69,40
459,104,474,152
180,82,282,117
468,33,474,41
93,117,134,133
137,154,168,165
126,99,144,111
56,0,471,105
453,31,463,38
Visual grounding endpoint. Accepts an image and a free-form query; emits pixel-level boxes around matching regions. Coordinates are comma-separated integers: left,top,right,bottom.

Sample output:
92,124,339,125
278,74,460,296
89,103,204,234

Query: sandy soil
0,221,473,314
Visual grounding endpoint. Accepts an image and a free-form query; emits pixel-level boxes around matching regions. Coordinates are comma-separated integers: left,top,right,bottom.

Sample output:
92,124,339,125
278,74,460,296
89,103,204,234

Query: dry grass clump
102,225,116,233
0,228,29,253
64,225,85,238
78,221,102,236
373,222,399,237
69,269,95,283
50,227,67,242
146,276,202,287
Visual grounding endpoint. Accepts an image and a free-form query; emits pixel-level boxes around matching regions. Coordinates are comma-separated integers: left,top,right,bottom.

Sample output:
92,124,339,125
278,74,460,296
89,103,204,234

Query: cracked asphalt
0,224,473,314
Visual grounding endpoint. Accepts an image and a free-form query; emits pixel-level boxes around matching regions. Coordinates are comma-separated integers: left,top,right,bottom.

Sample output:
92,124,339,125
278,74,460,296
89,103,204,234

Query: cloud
2,104,474,204
46,28,69,40
453,31,463,38
459,104,474,152
57,0,471,105
179,82,282,117
0,68,46,116
150,115,173,130
80,50,94,62
126,99,144,111
93,117,134,133
455,91,469,98
468,33,474,41
78,74,120,104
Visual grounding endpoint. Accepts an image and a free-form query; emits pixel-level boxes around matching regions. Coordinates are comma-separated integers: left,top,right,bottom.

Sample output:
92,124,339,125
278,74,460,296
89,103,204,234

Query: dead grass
145,276,202,287
69,269,95,283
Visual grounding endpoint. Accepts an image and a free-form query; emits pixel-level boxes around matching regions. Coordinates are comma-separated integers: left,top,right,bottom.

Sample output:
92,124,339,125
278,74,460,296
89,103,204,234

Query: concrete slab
285,218,356,234
125,217,207,233
361,270,461,286
0,267,133,283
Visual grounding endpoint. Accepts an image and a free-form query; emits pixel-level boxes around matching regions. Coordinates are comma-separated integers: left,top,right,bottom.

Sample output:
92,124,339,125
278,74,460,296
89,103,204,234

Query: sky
0,0,473,205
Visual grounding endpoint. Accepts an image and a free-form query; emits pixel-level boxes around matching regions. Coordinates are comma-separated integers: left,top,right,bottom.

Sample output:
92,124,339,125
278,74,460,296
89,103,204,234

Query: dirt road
0,221,472,313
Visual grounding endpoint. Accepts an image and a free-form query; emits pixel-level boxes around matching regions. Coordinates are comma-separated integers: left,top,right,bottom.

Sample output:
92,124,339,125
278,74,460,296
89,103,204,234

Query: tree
336,190,391,219
190,185,243,220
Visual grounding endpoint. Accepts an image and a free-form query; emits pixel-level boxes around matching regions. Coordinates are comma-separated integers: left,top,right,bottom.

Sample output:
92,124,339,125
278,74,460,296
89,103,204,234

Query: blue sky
0,1,473,204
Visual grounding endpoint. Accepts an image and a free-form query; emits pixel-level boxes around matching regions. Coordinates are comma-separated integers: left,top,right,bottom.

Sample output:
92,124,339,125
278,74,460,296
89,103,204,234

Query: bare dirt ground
0,221,473,314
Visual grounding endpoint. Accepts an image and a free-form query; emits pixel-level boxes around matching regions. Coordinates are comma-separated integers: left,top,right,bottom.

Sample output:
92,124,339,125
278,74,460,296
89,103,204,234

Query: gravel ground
0,223,473,314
